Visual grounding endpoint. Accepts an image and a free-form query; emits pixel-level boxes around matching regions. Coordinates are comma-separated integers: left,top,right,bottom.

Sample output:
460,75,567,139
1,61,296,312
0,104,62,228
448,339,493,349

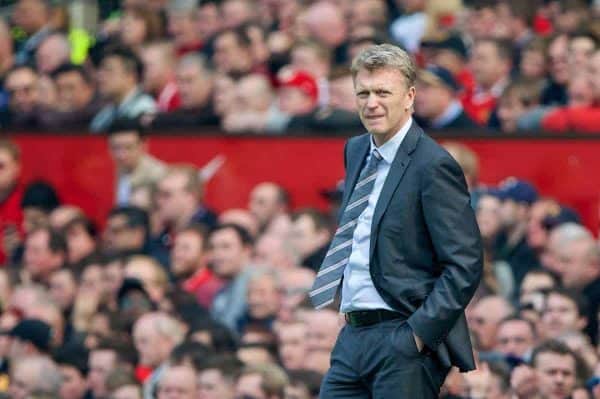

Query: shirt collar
370,117,412,164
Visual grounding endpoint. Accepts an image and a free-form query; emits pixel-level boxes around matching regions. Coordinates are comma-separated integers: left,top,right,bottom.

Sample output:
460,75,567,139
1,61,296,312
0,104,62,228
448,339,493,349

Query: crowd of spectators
0,0,598,134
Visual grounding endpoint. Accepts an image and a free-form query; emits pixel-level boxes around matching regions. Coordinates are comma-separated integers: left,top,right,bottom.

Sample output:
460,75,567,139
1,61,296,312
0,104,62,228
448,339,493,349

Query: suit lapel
369,122,422,259
339,134,370,217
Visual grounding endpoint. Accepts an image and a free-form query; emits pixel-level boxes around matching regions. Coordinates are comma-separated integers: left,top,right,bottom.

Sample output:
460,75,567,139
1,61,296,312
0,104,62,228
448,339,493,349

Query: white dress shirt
340,118,413,312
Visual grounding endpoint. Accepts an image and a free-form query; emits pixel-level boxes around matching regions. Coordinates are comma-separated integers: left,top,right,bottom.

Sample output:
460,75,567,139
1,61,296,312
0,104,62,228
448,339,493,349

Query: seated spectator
147,53,219,128
54,344,91,399
197,355,243,399
213,26,261,77
495,316,538,360
539,288,588,341
35,32,71,75
4,65,40,128
237,268,282,334
253,233,299,270
0,139,24,265
63,216,98,265
415,65,477,130
166,0,203,57
541,34,570,106
90,46,156,133
102,205,150,255
221,73,275,133
9,355,62,399
497,80,543,133
519,37,548,81
218,208,260,238
290,40,332,108
118,5,165,53
276,321,308,371
289,208,331,272
140,41,181,112
277,267,315,322
124,255,169,304
235,363,289,399
23,226,67,284
468,295,515,352
88,339,136,399
12,0,54,66
9,318,53,359
248,182,290,234
157,363,199,399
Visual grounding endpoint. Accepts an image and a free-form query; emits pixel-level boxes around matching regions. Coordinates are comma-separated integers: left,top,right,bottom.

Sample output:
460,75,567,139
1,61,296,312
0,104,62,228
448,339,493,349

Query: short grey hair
351,43,416,88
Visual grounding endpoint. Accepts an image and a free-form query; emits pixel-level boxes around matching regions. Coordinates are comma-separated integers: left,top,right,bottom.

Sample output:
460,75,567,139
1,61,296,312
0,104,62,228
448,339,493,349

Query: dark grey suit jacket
339,120,483,372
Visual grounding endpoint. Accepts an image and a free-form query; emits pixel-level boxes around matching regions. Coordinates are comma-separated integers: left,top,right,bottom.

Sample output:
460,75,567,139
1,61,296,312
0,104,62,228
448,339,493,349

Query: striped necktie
310,148,383,309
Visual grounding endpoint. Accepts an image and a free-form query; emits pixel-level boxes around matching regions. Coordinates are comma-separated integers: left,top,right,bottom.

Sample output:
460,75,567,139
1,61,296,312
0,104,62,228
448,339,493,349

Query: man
220,0,256,29
197,355,242,399
301,1,348,65
140,42,181,112
157,363,198,399
540,288,588,341
54,344,92,399
495,316,537,359
23,226,67,284
9,355,62,399
469,295,515,352
124,256,169,304
237,268,282,333
276,321,308,371
12,0,53,66
414,65,477,130
166,0,203,57
35,33,71,75
289,208,331,272
9,318,53,359
63,216,98,265
312,44,482,397
171,223,223,308
90,47,156,133
511,340,578,399
88,340,134,399
248,182,289,233
4,65,39,128
209,224,254,331
0,140,23,265
290,40,332,108
103,206,150,255
235,363,288,399
212,28,255,77
107,120,166,205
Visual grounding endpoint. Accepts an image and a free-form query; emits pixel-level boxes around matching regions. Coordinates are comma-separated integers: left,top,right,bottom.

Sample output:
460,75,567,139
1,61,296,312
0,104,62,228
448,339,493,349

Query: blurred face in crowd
66,222,96,264
354,66,415,146
197,2,220,41
120,9,148,48
291,45,330,79
235,373,266,399
278,268,314,322
498,199,528,230
209,227,250,279
88,349,117,399
198,368,235,399
81,264,105,299
589,51,600,100
103,214,145,252
109,131,145,174
548,35,570,85
289,214,329,259
0,148,20,193
133,316,172,367
527,199,557,251
214,32,253,75
112,385,142,399
278,86,315,115
141,45,173,94
277,322,307,370
249,183,284,228
5,67,38,113
520,49,546,80
221,0,254,29
97,56,136,101
541,293,586,339
414,80,453,120
495,319,536,357
103,259,124,299
469,296,513,351
476,194,502,241
520,272,556,309
157,365,198,399
167,10,198,48
36,34,70,75
305,309,340,353
470,41,509,89
24,229,64,281
12,0,49,34
554,238,598,288
534,352,576,399
247,273,281,320
49,269,77,311
497,90,528,133
176,61,212,109
59,365,88,399
212,73,236,116
156,172,196,224
171,230,205,278
125,257,167,304
329,74,356,112
568,36,596,73
235,74,273,113
567,75,594,107
55,70,95,111
9,360,36,399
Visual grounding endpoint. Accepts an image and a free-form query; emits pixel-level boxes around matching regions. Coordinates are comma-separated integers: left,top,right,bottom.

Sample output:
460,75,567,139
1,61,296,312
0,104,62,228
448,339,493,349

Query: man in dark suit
311,44,483,398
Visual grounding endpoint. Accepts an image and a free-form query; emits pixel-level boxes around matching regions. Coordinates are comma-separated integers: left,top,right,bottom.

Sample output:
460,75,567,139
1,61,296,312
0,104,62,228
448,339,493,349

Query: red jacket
542,105,600,134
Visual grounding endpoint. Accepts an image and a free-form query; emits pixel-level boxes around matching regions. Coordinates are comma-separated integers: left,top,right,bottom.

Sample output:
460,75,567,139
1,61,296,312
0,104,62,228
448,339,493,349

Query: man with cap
422,34,475,95
9,318,53,359
414,65,477,130
492,178,540,289
54,344,93,399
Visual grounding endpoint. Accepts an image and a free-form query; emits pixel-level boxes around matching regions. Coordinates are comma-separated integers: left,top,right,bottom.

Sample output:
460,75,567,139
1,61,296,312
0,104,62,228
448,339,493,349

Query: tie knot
372,149,382,162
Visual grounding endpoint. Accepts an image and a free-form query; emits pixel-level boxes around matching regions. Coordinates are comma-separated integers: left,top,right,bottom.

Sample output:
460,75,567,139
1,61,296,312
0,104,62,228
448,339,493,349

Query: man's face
354,67,414,143
49,270,77,311
97,56,133,100
167,11,197,47
197,3,220,41
495,320,535,357
0,149,20,193
414,81,450,120
213,32,249,74
9,362,35,399
87,350,117,398
548,36,570,85
66,223,96,264
305,310,340,353
278,323,307,370
278,86,314,115
13,0,48,34
556,239,594,288
289,215,327,259
498,199,522,229
291,46,328,78
55,71,94,111
176,64,210,109
198,369,235,399
171,231,204,277
476,195,502,241
141,46,169,93
209,228,249,279
248,184,280,227
235,373,266,399
247,275,281,320
541,293,585,339
103,215,143,252
470,42,506,88
497,92,526,133
535,353,576,399
5,68,38,113
156,173,193,224
23,229,63,280
157,365,198,399
59,365,88,399
108,131,145,173
133,320,166,368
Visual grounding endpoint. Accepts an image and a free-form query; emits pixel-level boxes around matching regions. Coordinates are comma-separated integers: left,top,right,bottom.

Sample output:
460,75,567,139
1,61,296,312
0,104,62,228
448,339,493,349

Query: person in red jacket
0,139,23,266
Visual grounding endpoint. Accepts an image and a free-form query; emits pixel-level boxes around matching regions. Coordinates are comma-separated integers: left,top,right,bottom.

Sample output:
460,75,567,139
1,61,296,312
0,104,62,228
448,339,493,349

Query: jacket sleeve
407,154,483,350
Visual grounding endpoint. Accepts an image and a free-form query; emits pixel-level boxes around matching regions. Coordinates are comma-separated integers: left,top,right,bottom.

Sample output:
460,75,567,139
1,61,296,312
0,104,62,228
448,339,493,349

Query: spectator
277,267,314,322
389,0,426,53
41,63,103,130
196,1,220,44
166,0,203,57
90,47,156,133
423,34,475,95
275,70,319,129
63,216,98,265
0,140,24,265
106,368,142,399
197,355,242,399
48,268,77,315
148,54,219,128
253,233,299,270
88,340,131,399
463,39,512,125
349,0,388,30
23,226,67,284
495,316,538,359
157,363,199,399
4,65,40,128
218,208,260,239
276,321,307,371
541,34,570,106
248,182,290,233
54,344,92,399
172,224,223,309
9,318,52,359
12,0,54,66
220,0,257,29
300,1,348,65
289,208,331,272
235,363,288,399
35,32,71,75
497,80,543,133
540,288,588,341
519,37,548,81
119,5,165,52
221,73,274,133
103,206,150,255
526,198,560,255
290,40,332,108
9,355,62,399
108,119,167,205
209,224,254,331
238,268,282,333
124,256,169,304
213,27,257,77
468,295,515,352
140,41,181,112
414,65,477,130
304,308,341,373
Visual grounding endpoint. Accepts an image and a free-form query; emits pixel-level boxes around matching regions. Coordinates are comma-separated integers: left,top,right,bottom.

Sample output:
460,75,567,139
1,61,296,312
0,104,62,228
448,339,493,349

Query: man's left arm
407,154,483,351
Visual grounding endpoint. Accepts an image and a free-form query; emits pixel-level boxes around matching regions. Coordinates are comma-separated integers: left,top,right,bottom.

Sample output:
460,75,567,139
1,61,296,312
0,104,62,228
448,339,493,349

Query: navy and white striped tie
310,149,383,309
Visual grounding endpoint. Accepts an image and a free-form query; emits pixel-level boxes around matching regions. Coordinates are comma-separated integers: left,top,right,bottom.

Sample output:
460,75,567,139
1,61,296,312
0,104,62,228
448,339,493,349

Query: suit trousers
320,319,450,398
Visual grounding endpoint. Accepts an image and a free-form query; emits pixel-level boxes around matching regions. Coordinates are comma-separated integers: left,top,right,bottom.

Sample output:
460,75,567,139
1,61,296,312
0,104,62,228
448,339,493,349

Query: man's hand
413,332,424,352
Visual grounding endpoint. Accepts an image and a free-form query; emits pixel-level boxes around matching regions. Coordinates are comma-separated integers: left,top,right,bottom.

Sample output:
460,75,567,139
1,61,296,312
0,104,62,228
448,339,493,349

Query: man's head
520,37,548,81
9,355,62,399
497,80,542,133
493,178,538,231
470,39,512,90
88,341,122,399
305,308,341,354
248,182,289,229
156,165,203,227
548,34,570,85
48,268,77,311
235,73,274,113
54,345,89,399
124,255,169,304
277,267,315,322
469,295,515,351
414,65,459,122
175,54,213,109
9,318,53,359
166,0,199,50
351,44,416,145
530,340,578,399
247,268,282,321
103,206,149,253
289,208,330,261
157,363,198,399
63,216,97,264
171,224,209,279
218,208,260,238
235,363,289,399
301,1,347,48
97,47,144,102
0,140,21,194
540,288,587,340
277,69,319,116
108,119,147,174
23,226,67,282
36,33,71,75
132,312,186,369
5,65,39,113
495,316,537,358
208,223,253,279
213,28,254,76
12,0,51,35
20,181,60,233
140,41,176,95
277,321,307,371
220,0,256,29
197,355,242,399
527,198,560,252
568,32,597,74
290,40,331,80
51,63,95,111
